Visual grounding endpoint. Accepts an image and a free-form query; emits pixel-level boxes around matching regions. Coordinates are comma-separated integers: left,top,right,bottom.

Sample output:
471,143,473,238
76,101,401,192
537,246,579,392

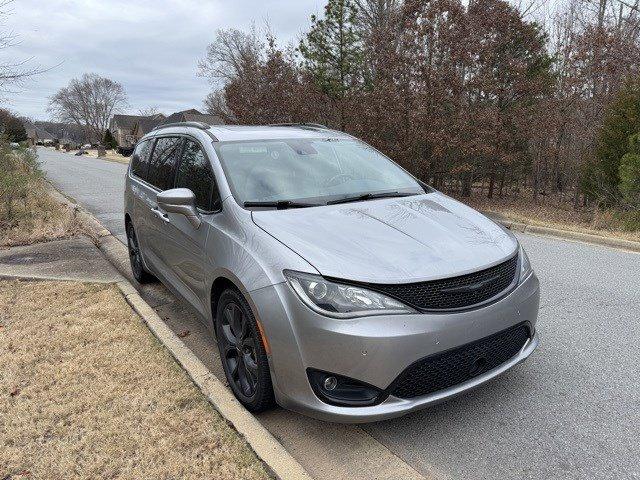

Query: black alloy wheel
126,222,155,284
215,289,274,411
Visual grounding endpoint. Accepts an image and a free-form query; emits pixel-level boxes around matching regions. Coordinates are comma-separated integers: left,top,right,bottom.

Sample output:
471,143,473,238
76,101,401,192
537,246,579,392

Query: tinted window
176,140,219,211
130,139,153,180
147,137,183,190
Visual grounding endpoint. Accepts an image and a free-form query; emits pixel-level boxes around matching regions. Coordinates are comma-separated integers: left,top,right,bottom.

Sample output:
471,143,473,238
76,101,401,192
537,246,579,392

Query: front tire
215,289,275,412
126,222,156,284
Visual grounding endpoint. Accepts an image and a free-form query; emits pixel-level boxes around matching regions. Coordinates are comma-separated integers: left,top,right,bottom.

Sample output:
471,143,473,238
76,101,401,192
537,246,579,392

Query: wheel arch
208,271,271,356
210,276,240,322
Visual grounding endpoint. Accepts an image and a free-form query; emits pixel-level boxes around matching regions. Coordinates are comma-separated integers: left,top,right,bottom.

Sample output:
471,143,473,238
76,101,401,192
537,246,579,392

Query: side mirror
157,188,201,229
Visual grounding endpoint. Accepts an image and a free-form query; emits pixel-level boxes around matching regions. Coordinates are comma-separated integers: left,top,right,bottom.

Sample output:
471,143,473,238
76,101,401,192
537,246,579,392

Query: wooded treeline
199,0,640,210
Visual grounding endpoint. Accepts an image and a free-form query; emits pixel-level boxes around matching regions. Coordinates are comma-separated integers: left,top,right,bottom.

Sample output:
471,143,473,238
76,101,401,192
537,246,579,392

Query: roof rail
152,121,210,131
268,122,330,130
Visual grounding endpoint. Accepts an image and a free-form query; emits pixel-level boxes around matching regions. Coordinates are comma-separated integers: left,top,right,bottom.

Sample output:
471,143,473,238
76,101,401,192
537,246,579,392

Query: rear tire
126,222,156,284
215,288,275,412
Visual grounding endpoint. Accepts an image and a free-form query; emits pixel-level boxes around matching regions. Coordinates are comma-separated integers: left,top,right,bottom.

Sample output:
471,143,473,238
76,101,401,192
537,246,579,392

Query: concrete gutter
482,211,640,253
48,184,312,480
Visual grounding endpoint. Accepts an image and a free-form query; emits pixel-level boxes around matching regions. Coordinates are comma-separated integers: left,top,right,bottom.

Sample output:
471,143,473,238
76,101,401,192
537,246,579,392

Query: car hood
251,192,518,284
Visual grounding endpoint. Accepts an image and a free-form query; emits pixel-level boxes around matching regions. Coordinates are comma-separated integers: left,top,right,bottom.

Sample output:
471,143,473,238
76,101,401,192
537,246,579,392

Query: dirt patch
0,279,270,480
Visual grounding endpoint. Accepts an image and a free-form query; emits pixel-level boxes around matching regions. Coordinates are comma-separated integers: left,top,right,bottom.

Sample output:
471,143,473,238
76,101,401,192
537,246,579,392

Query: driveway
38,147,640,480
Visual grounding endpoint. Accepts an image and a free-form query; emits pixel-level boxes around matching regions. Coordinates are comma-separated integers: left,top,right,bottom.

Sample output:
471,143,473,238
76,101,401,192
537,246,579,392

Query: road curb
46,184,111,240
46,185,313,480
482,211,640,253
116,281,312,480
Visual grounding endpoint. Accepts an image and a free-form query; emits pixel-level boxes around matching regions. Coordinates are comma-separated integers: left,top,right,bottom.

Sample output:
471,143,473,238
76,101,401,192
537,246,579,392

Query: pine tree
299,0,364,129
619,134,640,207
585,80,640,205
103,129,118,149
4,117,27,142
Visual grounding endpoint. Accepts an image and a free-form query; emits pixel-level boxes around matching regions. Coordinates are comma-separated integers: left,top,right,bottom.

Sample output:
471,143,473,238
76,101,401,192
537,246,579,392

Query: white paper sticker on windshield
239,146,268,154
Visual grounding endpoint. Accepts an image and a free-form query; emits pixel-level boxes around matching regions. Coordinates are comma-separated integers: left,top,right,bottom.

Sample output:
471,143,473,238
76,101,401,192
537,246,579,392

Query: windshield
215,138,423,206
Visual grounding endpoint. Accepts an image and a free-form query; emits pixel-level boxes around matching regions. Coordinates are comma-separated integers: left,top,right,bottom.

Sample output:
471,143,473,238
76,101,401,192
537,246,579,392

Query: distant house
30,121,85,146
109,109,223,147
159,109,224,126
109,113,165,147
24,123,55,146
59,138,82,150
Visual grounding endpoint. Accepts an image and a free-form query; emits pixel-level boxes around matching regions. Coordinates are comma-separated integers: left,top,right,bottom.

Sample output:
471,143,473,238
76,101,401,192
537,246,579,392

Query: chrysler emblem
439,274,501,295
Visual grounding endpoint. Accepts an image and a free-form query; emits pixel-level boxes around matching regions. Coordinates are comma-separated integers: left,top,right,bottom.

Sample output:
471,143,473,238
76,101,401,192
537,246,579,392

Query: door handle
150,207,170,223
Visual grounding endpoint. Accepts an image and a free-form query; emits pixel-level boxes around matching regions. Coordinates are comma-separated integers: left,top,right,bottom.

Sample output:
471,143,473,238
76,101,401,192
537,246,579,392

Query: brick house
109,113,166,147
158,109,224,126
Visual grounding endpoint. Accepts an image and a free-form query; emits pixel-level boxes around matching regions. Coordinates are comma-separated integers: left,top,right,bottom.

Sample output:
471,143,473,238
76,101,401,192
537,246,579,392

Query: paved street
39,146,640,480
363,232,640,479
39,148,129,243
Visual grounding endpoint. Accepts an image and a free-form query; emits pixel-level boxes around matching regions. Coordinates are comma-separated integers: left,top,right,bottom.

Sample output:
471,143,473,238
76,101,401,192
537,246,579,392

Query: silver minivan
124,122,540,423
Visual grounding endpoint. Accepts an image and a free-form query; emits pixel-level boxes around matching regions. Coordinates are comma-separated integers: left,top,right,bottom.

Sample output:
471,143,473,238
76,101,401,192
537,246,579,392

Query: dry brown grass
0,190,79,248
67,148,130,165
1,146,80,248
462,194,640,243
0,280,270,480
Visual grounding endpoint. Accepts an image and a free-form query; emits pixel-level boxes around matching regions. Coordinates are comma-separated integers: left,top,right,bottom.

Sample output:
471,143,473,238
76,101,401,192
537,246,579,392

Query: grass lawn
0,280,270,480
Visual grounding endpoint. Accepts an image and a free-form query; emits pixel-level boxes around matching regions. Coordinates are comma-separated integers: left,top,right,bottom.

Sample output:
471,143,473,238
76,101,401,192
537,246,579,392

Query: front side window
147,136,183,190
176,140,219,211
130,139,153,180
215,138,422,205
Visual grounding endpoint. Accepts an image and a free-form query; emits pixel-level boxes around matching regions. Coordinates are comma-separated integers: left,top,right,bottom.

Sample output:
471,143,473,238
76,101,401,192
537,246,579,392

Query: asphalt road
39,148,129,243
38,147,640,480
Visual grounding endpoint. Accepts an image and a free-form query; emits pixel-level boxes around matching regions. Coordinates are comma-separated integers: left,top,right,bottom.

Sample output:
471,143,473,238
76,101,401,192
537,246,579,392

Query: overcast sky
3,0,323,120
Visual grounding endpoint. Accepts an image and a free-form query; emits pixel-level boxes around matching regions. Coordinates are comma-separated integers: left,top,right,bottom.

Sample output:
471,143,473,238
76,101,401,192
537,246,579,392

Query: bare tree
196,0,640,210
197,28,262,84
137,106,160,117
48,73,128,142
0,0,48,99
203,90,234,121
354,0,401,32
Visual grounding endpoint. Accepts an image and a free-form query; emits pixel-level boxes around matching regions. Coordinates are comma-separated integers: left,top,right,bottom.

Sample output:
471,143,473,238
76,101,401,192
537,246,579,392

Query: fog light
307,369,385,407
323,376,338,391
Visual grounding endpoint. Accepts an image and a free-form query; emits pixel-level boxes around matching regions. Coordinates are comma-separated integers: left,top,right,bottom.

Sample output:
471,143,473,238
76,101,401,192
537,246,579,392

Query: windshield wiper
326,191,419,205
244,200,321,209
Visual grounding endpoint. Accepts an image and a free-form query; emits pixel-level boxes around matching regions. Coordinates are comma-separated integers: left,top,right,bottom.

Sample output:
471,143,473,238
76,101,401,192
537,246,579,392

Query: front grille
369,254,519,311
389,323,530,399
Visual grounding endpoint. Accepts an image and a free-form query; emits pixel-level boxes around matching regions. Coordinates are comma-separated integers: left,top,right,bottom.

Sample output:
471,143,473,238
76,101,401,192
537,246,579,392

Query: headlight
284,270,415,318
519,244,532,281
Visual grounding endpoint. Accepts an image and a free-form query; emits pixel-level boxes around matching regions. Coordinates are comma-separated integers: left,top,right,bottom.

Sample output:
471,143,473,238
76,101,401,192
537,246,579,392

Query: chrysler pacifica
124,122,540,422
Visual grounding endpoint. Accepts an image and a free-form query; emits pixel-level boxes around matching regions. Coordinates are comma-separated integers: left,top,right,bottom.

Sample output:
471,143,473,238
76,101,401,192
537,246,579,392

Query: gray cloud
4,0,323,119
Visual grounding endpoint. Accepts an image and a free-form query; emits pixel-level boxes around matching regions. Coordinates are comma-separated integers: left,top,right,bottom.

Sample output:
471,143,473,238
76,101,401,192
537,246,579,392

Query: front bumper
250,272,540,423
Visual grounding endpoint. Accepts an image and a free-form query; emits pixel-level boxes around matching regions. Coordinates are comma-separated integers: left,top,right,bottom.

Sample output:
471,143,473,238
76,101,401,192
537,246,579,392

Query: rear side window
147,137,183,190
130,139,153,180
176,140,220,211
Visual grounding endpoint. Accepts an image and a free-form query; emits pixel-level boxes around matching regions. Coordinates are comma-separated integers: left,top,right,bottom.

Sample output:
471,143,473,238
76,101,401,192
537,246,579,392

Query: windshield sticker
239,146,268,154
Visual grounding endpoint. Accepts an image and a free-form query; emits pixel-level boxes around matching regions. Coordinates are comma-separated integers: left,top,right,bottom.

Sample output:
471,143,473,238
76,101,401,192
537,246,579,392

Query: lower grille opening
389,323,531,399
